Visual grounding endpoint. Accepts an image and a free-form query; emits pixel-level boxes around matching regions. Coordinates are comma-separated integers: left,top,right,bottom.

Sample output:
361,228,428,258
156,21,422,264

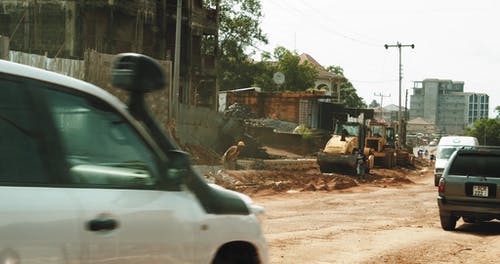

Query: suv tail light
438,177,445,193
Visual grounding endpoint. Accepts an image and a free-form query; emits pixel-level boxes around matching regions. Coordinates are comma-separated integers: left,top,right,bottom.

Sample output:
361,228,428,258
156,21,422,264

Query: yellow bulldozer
364,121,398,169
317,108,375,175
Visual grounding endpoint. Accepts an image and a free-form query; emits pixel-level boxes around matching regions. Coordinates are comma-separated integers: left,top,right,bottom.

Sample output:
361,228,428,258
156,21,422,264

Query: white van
434,136,479,186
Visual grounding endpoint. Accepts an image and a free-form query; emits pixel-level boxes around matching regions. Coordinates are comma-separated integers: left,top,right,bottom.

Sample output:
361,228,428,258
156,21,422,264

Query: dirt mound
184,144,221,165
212,166,419,196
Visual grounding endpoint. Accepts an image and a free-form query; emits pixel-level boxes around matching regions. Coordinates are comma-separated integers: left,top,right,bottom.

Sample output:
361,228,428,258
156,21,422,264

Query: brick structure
225,90,329,125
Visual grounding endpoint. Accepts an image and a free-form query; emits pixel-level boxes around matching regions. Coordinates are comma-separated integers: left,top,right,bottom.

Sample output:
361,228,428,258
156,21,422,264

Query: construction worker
222,141,245,170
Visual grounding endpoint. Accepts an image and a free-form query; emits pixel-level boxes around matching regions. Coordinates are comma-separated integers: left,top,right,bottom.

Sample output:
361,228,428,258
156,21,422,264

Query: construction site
187,101,424,197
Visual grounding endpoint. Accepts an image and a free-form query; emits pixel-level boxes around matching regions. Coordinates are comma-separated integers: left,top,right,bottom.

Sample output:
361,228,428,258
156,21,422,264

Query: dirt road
254,168,500,264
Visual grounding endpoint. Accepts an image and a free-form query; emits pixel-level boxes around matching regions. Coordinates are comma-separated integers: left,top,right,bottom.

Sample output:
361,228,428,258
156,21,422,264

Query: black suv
437,146,500,231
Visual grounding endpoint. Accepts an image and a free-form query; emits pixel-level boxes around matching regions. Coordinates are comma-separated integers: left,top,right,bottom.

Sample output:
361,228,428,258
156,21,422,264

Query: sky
254,0,499,118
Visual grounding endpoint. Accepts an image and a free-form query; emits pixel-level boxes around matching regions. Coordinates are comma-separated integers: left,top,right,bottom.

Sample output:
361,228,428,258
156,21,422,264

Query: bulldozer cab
366,122,390,151
365,121,399,169
369,124,384,138
334,123,361,138
385,126,397,148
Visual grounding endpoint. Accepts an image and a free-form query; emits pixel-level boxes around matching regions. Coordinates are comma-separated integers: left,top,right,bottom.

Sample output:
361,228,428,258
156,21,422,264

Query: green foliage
369,99,380,108
496,105,500,119
205,0,367,106
274,47,318,92
253,46,318,92
325,65,366,108
208,0,268,90
293,124,313,140
465,119,500,146
250,61,275,89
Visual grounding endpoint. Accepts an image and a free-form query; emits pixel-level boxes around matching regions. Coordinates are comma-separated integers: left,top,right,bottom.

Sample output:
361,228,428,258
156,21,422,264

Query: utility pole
172,0,183,121
374,92,390,121
384,42,414,146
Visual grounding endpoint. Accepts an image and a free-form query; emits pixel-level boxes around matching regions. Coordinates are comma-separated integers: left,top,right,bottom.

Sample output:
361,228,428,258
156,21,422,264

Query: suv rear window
448,153,500,178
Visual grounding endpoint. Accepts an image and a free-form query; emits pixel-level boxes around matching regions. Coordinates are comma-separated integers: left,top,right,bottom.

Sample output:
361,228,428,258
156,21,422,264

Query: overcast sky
255,0,499,117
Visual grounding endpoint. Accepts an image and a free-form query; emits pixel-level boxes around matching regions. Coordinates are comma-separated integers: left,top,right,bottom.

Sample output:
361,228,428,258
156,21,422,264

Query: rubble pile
184,144,222,165
206,167,419,196
224,103,258,119
244,118,298,133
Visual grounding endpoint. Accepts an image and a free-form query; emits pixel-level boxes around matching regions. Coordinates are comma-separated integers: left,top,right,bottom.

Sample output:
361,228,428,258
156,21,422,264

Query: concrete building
372,104,406,124
0,0,218,109
410,79,489,135
298,53,345,102
465,93,489,126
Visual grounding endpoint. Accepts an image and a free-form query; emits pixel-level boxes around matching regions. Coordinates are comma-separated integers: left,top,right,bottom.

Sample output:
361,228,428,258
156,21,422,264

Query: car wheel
440,213,458,231
213,244,258,264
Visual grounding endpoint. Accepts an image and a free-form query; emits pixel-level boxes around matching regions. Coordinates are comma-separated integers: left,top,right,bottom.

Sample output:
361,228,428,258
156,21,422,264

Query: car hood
208,184,265,215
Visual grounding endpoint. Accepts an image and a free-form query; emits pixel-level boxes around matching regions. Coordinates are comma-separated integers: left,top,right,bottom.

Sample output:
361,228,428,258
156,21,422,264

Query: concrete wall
176,103,227,151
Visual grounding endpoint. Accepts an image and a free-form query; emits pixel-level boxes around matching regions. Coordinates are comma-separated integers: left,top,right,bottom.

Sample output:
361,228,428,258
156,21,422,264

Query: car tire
440,213,458,231
213,246,258,264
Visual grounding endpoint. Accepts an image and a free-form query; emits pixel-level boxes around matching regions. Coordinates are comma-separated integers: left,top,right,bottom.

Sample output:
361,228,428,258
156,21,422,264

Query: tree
465,119,500,146
254,46,318,92
274,47,317,91
205,0,268,90
369,99,380,108
496,105,500,119
325,65,366,108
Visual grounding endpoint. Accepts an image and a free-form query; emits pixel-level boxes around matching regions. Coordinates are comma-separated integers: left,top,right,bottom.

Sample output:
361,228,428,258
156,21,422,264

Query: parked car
434,136,479,186
437,146,500,231
0,54,267,263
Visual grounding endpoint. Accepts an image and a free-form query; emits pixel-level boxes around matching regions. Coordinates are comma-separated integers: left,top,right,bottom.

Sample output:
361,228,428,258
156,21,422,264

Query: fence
4,46,228,154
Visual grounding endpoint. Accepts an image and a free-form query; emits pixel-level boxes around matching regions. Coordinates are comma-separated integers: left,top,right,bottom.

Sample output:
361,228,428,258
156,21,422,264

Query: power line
384,42,415,144
374,93,391,104
268,0,383,47
293,0,384,46
374,92,391,119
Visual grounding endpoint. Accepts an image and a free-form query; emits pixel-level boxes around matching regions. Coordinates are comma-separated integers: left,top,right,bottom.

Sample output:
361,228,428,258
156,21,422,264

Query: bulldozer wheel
383,154,392,169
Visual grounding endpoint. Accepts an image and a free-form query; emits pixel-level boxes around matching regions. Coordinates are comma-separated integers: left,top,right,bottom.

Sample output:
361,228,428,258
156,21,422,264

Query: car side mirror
164,150,192,185
168,150,191,169
111,53,167,93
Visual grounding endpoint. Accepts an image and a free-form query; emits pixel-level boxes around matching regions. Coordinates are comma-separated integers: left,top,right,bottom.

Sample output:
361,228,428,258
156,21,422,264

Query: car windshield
437,147,459,159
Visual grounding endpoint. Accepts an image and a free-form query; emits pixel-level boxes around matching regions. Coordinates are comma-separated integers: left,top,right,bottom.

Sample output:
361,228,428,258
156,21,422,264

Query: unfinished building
0,0,218,109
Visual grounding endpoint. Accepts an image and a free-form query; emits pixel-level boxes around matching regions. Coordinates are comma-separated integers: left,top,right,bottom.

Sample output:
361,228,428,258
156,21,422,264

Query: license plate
472,185,489,197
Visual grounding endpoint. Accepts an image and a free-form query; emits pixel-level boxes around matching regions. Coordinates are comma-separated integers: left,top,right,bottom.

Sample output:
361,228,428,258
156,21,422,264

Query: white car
0,54,267,264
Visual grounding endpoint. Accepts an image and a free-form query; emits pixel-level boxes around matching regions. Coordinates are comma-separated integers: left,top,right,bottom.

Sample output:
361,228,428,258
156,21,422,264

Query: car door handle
87,218,119,231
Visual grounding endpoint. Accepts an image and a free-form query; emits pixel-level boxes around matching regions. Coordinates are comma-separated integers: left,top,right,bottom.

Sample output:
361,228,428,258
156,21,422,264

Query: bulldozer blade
317,153,358,174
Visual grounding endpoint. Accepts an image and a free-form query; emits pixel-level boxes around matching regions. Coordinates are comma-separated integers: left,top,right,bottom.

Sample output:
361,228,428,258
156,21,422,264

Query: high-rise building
465,93,489,126
410,79,489,135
